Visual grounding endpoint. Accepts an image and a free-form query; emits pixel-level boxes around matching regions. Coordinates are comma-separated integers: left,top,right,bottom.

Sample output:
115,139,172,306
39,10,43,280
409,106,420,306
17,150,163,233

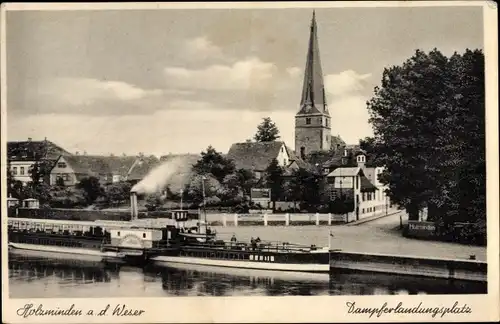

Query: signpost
250,188,271,208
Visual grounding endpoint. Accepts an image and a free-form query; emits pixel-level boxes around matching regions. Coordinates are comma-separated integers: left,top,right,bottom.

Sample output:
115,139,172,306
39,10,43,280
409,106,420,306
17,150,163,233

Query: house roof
360,175,378,192
326,166,378,191
226,141,286,171
8,140,71,162
61,155,113,175
105,156,138,177
127,156,160,181
327,167,361,177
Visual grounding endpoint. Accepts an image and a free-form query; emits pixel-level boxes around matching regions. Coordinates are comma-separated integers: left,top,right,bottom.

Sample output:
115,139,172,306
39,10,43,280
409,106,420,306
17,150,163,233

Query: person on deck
231,234,237,243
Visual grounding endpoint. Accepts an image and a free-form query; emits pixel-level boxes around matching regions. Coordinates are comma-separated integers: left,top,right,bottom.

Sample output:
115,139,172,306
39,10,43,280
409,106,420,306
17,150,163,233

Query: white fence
204,212,353,226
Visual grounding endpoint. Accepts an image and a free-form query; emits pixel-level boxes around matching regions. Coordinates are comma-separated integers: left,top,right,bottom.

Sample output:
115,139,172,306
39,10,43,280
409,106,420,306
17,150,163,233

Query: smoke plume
131,156,187,195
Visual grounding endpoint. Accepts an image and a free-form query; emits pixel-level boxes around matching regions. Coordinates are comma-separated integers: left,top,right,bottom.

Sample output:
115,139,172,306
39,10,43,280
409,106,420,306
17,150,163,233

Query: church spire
297,11,328,116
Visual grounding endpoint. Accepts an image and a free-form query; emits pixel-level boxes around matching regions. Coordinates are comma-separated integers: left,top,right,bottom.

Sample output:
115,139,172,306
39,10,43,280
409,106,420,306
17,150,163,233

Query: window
357,155,366,163
143,233,146,238
362,192,365,201
117,231,121,237
344,149,348,157
326,119,329,127
306,118,311,125
57,162,67,168
12,167,17,175
355,176,359,189
20,167,25,175
362,208,365,214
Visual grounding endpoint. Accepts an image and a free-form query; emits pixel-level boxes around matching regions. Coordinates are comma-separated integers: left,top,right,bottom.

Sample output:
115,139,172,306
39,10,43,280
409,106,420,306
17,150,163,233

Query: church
294,11,335,160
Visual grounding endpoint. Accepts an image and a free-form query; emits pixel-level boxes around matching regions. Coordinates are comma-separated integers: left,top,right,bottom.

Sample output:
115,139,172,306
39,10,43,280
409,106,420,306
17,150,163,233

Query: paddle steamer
8,192,334,272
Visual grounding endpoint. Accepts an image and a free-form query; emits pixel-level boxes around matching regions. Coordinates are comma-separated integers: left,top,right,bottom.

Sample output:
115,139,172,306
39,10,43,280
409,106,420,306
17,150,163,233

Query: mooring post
315,213,320,226
222,215,227,227
234,213,238,227
328,213,332,226
285,213,290,226
264,213,268,226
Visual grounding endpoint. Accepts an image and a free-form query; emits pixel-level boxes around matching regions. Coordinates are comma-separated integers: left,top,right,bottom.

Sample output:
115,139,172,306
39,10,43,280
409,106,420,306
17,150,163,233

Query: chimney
130,191,138,220
28,137,32,142
75,151,79,155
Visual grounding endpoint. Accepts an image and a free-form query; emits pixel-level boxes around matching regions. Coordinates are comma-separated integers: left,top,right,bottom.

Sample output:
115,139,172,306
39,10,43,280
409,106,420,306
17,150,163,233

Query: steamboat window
117,231,121,237
271,256,275,262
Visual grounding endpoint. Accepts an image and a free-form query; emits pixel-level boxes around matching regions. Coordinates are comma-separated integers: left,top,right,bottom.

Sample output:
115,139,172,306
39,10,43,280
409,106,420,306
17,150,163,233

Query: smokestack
130,191,138,220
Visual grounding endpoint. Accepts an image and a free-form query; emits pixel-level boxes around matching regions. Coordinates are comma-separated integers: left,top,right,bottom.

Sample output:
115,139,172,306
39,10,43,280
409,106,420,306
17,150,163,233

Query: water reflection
8,252,486,298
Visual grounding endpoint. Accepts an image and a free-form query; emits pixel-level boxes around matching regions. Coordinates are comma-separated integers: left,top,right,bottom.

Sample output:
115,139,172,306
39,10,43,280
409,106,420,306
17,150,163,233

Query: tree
285,168,324,211
76,176,104,205
221,168,257,203
264,159,284,210
192,145,236,183
145,193,164,211
186,174,223,206
49,187,86,208
359,137,383,167
104,181,132,207
254,117,280,142
366,48,485,224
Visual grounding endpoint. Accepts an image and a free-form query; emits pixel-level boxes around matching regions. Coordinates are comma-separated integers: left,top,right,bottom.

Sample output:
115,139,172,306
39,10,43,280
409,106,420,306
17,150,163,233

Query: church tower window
306,118,311,125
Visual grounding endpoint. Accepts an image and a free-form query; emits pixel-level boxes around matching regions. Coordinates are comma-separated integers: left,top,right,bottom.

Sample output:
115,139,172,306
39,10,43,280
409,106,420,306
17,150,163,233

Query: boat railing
187,239,319,253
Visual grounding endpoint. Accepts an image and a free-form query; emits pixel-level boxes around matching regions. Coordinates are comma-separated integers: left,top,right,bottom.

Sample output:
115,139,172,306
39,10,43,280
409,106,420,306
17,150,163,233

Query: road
212,212,487,261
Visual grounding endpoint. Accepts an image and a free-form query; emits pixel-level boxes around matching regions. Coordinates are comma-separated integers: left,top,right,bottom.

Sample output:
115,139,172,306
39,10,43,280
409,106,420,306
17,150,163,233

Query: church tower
294,11,331,160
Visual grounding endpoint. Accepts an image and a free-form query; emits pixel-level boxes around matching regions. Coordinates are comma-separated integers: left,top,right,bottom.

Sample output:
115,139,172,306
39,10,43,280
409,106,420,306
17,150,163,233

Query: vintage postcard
1,1,499,323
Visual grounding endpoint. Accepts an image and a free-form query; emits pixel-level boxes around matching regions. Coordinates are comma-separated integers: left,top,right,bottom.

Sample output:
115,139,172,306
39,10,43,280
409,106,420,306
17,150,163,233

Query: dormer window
306,118,311,125
357,155,366,163
57,162,67,168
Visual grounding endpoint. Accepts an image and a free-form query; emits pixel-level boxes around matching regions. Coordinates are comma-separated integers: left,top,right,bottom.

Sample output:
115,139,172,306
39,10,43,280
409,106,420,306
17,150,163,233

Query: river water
8,252,486,298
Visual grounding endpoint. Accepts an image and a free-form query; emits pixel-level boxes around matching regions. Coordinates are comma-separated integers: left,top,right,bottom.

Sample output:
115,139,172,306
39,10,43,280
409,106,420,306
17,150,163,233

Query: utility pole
201,176,208,237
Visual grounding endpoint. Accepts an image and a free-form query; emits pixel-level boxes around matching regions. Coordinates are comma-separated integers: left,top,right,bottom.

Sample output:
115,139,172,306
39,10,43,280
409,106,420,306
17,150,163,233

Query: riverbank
211,213,487,262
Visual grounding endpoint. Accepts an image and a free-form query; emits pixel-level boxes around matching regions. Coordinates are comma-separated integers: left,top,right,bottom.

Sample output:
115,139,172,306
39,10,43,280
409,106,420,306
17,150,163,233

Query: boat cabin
109,228,164,249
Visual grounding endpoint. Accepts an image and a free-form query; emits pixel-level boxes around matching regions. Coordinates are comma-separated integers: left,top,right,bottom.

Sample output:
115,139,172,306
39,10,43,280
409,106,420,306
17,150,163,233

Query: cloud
286,67,302,78
323,70,374,143
8,109,296,156
184,36,225,61
324,70,372,97
164,57,278,91
38,77,163,106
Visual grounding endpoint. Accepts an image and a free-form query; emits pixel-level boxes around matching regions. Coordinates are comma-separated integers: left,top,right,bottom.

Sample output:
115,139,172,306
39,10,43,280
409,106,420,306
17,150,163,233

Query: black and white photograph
1,1,498,323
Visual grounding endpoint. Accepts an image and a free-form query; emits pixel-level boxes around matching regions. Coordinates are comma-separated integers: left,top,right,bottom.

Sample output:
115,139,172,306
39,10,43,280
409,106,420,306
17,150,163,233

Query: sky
5,6,484,156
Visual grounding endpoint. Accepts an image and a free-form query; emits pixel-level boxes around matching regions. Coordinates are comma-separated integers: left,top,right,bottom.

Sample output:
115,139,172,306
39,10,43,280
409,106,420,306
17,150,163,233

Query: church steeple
294,11,332,159
297,10,328,116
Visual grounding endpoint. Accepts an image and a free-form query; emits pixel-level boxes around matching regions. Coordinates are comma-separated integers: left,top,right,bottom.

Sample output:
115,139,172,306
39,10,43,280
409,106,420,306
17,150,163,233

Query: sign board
251,188,271,200
407,221,437,238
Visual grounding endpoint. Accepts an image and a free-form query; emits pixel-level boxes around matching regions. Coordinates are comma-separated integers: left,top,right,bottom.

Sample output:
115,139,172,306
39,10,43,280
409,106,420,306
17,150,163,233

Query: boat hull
8,242,121,262
151,255,330,273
